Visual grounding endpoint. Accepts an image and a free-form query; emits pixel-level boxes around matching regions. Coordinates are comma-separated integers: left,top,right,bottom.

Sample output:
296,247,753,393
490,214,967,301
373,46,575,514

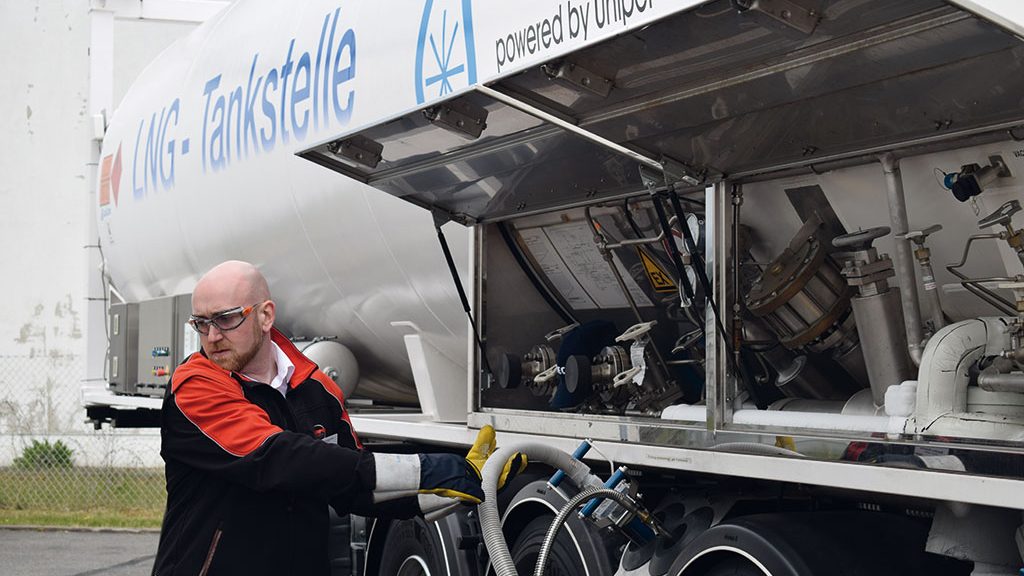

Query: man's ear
260,300,276,332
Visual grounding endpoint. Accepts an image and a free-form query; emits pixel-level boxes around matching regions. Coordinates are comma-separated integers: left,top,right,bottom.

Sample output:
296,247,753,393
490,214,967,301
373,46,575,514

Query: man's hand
465,425,527,492
417,453,484,504
371,451,484,505
372,426,527,508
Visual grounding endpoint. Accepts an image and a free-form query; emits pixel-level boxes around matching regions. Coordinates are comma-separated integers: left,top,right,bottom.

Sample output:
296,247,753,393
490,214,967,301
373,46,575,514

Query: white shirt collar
268,341,295,397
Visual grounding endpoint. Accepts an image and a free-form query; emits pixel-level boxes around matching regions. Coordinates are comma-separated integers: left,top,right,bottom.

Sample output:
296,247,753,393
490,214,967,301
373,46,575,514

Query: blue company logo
415,0,477,104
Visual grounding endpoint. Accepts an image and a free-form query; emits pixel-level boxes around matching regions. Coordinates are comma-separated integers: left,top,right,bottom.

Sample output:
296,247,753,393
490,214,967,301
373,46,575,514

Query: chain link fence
0,355,165,526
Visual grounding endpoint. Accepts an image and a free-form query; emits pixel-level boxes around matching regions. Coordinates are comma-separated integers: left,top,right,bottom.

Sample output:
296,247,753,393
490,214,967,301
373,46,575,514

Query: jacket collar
270,328,317,388
176,327,318,391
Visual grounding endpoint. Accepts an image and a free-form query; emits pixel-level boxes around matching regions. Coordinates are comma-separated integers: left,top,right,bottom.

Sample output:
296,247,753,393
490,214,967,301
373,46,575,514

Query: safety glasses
188,302,262,334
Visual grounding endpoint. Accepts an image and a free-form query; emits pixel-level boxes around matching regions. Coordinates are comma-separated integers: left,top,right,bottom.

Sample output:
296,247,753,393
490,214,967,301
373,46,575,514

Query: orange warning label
638,248,676,293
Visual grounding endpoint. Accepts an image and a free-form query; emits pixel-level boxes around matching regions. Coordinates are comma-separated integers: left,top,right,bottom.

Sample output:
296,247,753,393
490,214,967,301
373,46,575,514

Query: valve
832,227,895,298
544,323,581,343
616,321,658,342
902,224,943,247
547,441,665,546
979,199,1021,230
613,321,657,388
833,225,914,404
498,344,556,391
998,281,1024,365
899,224,946,331
579,465,661,545
672,327,703,354
832,226,890,251
944,156,1011,202
565,346,629,394
979,200,1024,265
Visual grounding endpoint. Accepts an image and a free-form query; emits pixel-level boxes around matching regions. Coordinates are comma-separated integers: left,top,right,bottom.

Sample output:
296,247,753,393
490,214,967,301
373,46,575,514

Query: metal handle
534,365,558,385
615,321,658,342
978,199,1021,229
899,224,943,243
611,367,641,388
832,226,891,249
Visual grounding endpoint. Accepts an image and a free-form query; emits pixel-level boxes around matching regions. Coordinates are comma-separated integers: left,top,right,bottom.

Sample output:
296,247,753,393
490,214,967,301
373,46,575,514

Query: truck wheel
500,478,620,576
509,516,587,576
376,517,446,576
701,558,764,576
370,509,481,576
507,512,610,576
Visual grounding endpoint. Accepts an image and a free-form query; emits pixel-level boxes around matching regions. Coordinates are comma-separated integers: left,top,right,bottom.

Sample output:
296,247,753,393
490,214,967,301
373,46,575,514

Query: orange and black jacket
152,329,415,576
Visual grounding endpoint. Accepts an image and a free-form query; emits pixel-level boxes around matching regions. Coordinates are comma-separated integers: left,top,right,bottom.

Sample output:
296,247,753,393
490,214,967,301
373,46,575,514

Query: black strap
650,194,702,320
664,190,764,408
434,222,493,377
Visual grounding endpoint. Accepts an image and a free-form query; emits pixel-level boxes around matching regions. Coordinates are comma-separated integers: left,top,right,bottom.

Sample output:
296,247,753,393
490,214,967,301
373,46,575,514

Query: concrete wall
0,0,91,360
0,0,205,466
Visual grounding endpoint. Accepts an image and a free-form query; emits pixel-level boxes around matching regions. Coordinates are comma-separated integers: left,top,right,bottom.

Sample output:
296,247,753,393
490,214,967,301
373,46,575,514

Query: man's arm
162,373,375,498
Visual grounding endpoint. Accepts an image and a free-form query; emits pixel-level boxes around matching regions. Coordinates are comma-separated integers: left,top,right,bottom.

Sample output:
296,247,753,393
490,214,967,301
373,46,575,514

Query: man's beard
208,321,262,373
213,341,260,373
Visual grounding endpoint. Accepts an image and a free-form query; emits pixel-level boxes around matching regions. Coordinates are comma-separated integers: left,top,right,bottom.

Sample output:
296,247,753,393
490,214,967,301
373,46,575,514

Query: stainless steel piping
584,207,670,388
880,153,925,366
921,258,947,332
603,215,677,249
978,371,1024,394
946,234,1019,315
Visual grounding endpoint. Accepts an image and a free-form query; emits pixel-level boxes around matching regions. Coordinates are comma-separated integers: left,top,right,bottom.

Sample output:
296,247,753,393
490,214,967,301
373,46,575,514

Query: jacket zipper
198,526,223,576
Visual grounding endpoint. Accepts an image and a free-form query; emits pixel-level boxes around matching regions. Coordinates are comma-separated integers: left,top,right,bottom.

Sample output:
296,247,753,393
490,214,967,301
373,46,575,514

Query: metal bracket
639,157,704,189
733,0,821,35
327,134,383,169
423,95,488,140
543,61,613,98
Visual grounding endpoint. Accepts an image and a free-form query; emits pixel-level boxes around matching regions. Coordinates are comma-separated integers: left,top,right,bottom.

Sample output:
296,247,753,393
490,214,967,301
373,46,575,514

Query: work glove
414,426,527,521
465,425,528,492
371,426,527,507
371,452,484,505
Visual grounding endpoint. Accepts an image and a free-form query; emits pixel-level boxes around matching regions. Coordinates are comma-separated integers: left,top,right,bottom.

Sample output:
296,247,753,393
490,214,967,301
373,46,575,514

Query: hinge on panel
732,0,821,35
542,61,613,98
639,156,705,189
326,134,383,169
423,95,489,140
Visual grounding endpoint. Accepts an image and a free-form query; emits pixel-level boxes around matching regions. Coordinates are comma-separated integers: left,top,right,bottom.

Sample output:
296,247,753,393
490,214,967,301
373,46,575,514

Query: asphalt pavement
0,527,159,576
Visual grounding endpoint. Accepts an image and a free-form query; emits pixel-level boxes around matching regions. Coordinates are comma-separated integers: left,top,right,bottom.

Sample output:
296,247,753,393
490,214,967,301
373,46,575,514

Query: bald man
152,261,503,576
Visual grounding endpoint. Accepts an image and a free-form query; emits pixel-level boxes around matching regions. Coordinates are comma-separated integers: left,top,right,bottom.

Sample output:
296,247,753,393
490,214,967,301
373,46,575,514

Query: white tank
96,0,474,401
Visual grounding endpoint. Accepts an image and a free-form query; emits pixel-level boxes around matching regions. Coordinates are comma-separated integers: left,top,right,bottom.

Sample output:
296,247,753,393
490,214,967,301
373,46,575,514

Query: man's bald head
193,260,271,314
191,260,277,374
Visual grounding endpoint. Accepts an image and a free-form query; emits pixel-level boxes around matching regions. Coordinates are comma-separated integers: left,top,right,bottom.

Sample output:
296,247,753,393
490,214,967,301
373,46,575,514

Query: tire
498,478,621,576
700,558,764,576
377,517,448,576
370,509,481,576
509,516,589,576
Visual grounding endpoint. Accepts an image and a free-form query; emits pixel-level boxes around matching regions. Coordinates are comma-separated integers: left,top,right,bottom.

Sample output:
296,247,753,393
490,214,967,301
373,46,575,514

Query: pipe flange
746,236,825,315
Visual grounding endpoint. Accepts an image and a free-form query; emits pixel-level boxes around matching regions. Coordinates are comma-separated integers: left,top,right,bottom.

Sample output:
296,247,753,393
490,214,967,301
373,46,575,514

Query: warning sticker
638,248,676,293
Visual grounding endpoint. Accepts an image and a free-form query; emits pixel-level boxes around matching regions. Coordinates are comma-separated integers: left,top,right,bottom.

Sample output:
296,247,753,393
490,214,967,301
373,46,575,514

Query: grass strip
0,467,164,529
